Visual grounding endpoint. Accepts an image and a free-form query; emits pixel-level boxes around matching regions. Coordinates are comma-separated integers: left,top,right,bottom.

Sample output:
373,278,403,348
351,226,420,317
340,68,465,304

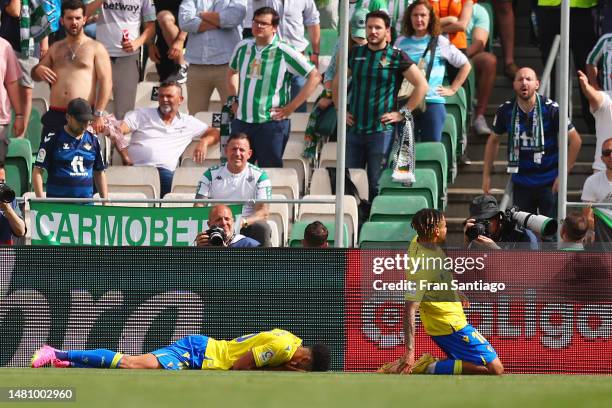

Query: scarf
389,109,416,182
508,94,545,174
20,0,59,58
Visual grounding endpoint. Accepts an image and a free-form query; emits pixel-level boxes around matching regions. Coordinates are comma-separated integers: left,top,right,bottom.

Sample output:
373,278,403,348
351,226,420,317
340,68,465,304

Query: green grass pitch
1,369,611,408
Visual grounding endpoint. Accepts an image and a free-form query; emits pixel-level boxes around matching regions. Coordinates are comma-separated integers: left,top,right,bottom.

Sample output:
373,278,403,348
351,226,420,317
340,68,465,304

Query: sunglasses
603,149,612,157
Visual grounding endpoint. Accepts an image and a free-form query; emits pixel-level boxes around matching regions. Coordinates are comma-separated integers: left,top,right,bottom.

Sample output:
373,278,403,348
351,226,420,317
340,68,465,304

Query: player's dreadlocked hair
411,208,444,240
310,344,331,372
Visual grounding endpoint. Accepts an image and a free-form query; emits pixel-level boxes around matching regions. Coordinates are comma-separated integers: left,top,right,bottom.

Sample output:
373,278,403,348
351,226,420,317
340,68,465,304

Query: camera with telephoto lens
466,219,492,241
0,183,16,204
504,207,557,238
207,226,227,246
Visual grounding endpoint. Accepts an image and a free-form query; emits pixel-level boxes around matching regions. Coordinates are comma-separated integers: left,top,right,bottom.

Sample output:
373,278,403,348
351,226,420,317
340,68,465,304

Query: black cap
469,195,502,219
67,98,93,122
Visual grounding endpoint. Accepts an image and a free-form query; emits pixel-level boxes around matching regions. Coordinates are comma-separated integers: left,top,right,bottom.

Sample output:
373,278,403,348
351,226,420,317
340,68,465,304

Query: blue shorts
151,335,209,370
431,324,498,366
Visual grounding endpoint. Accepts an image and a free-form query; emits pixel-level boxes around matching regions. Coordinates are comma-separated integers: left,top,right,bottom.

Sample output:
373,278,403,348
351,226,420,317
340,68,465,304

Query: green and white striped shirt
229,35,314,123
587,33,612,92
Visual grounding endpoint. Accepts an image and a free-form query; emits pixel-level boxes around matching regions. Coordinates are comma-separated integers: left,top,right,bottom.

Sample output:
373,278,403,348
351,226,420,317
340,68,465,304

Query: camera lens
0,184,16,203
207,226,226,246
466,222,487,241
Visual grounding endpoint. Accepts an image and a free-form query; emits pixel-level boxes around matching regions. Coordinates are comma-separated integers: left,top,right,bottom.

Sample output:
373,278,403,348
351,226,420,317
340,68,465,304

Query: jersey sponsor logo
70,156,87,176
260,350,274,363
102,2,141,14
36,148,46,163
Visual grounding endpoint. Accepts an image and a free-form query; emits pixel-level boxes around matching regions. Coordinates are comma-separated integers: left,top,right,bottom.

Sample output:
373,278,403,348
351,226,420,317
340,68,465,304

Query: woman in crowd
394,0,470,142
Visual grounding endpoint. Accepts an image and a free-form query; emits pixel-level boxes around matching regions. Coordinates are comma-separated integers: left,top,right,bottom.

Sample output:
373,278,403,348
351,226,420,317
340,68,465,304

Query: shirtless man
31,0,112,138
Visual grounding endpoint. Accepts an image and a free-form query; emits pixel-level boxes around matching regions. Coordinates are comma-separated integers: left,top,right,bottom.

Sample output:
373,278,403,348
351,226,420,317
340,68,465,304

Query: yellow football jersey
201,329,302,370
405,237,467,336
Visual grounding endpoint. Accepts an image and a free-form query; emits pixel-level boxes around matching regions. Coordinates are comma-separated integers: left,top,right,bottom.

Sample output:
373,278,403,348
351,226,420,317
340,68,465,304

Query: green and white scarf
508,94,545,173
20,0,54,58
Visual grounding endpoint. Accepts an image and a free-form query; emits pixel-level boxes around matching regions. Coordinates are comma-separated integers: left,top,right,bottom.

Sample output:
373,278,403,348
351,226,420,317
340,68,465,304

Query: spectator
302,220,328,248
0,0,49,137
33,98,108,200
150,1,188,83
586,32,612,92
463,194,538,250
483,67,582,218
258,0,321,112
333,10,428,200
0,181,26,245
466,1,497,136
0,35,24,183
536,0,598,133
227,7,321,168
195,204,260,247
492,0,518,80
179,0,245,113
559,211,588,250
86,0,156,120
395,0,471,143
430,0,473,52
304,7,368,160
32,0,112,138
577,70,612,172
195,133,273,247
113,81,219,197
581,137,612,242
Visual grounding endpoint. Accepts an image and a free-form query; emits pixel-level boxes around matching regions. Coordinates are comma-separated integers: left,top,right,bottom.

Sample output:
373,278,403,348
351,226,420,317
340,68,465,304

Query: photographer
463,195,538,250
195,204,260,248
0,182,26,245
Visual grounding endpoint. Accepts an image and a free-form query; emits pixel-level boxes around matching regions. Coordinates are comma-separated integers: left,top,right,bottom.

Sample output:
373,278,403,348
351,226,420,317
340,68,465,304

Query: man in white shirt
114,81,220,197
194,132,272,246
578,70,612,172
581,137,612,244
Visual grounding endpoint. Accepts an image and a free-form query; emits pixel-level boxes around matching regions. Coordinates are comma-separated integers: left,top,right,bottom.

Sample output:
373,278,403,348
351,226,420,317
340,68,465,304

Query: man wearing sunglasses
33,97,108,201
581,137,612,243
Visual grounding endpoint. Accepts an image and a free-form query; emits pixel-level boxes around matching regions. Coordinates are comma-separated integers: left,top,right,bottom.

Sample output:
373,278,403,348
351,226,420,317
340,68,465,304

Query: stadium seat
171,167,206,193
318,142,337,168
288,220,349,247
359,221,417,248
415,142,448,209
4,138,33,197
261,167,300,220
289,112,310,144
105,165,161,199
268,194,290,246
161,192,196,207
309,168,369,202
297,194,359,247
369,195,428,222
8,109,42,158
378,168,439,209
444,87,468,156
181,139,221,169
282,140,309,194
93,192,150,207
32,97,48,115
442,114,458,182
266,219,280,247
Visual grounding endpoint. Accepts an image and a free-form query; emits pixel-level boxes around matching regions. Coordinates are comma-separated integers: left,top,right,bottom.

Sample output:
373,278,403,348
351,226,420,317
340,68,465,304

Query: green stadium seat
444,87,468,156
25,109,43,155
442,114,458,182
415,142,448,209
288,220,349,247
359,221,417,248
4,138,33,197
378,168,439,209
369,195,428,222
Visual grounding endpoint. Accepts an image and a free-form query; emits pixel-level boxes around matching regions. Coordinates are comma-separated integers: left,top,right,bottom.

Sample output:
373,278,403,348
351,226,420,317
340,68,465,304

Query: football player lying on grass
32,329,330,372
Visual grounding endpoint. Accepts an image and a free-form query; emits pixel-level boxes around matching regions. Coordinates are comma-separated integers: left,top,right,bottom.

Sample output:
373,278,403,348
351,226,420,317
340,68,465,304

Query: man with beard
482,67,582,218
112,81,219,197
31,0,112,139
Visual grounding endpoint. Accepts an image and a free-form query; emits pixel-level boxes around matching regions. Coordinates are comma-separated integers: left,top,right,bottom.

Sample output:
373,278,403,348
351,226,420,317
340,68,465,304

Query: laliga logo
361,293,405,348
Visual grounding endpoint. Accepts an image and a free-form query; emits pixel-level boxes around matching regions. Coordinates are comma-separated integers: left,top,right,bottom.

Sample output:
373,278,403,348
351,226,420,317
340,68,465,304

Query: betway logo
103,2,141,13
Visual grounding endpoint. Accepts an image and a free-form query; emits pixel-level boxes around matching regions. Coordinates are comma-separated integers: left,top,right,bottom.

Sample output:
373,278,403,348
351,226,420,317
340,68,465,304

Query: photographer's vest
537,0,597,7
